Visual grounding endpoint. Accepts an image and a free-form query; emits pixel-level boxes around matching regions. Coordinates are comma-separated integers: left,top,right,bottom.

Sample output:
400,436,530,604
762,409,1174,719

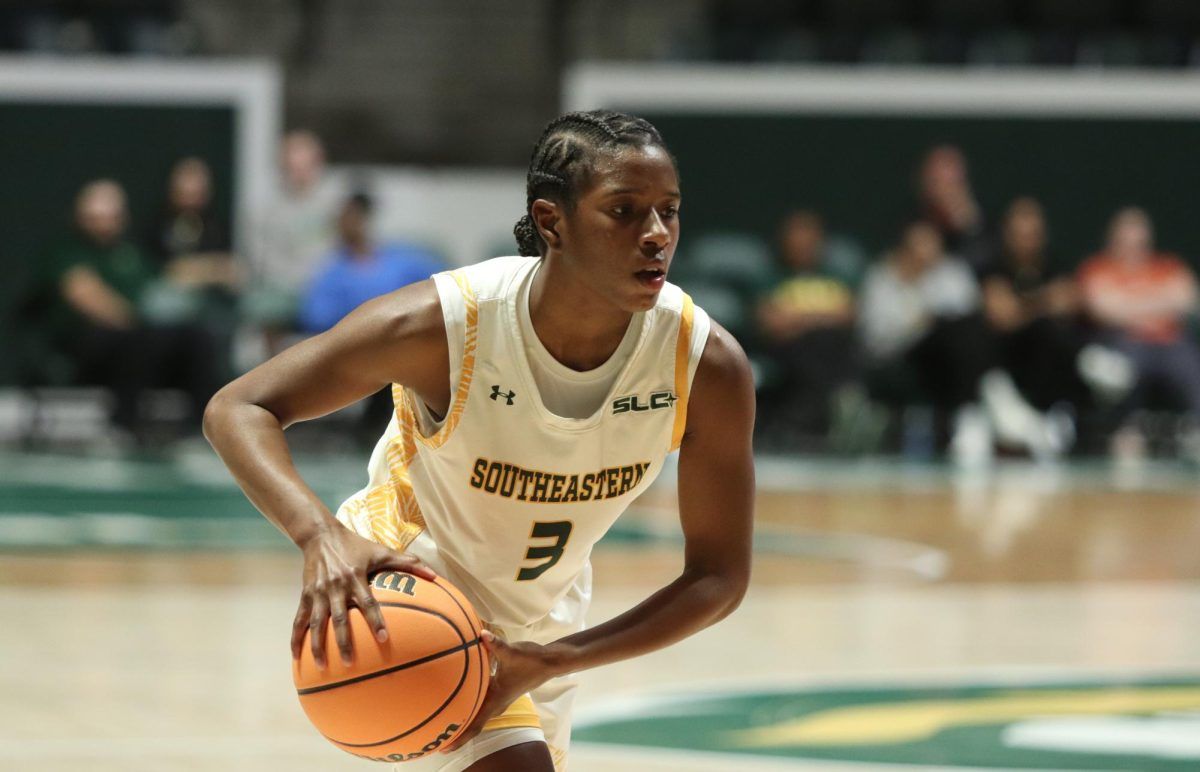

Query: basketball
292,572,490,763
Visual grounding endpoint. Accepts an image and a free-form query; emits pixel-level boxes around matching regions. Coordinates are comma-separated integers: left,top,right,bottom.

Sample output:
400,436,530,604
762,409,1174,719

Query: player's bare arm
202,280,448,668
446,320,756,751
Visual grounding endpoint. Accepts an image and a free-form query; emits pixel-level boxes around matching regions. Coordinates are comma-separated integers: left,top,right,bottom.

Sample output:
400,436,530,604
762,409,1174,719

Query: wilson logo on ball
372,571,418,596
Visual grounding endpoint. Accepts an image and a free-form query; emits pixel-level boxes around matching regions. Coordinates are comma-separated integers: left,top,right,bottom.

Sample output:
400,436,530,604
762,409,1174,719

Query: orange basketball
292,572,490,763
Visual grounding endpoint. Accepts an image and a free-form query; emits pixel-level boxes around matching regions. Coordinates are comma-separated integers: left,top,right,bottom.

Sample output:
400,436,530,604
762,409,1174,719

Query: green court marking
575,676,1200,769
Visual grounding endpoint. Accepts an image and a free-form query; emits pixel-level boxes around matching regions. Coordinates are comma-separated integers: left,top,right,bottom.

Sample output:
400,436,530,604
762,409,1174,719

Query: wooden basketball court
2,452,1198,770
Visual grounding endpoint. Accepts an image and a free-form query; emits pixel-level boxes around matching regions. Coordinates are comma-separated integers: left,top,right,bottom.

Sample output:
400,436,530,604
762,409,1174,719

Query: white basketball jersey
336,256,711,629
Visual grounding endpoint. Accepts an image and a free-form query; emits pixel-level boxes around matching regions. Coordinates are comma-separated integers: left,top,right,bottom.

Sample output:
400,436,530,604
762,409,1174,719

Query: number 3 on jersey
517,520,573,581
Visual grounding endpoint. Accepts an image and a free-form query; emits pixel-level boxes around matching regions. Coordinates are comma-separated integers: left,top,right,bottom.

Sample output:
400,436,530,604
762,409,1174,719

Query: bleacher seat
967,28,1035,66
756,28,821,62
1076,32,1144,68
928,0,1014,29
860,27,927,64
678,231,774,295
680,280,750,340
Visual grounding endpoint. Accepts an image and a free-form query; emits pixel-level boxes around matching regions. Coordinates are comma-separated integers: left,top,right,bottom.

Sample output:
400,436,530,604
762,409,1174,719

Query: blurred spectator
982,197,1091,411
860,221,1066,461
1078,207,1200,425
240,130,345,359
756,211,858,434
146,156,238,288
917,145,993,272
298,191,442,441
253,130,343,297
298,192,443,334
859,221,986,410
141,156,240,378
39,179,222,438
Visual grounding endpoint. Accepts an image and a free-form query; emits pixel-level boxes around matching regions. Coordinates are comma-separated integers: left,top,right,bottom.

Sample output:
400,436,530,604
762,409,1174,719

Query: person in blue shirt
299,192,443,333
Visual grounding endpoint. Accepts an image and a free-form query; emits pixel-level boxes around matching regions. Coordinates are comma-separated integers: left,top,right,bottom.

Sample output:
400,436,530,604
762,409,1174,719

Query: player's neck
528,258,633,372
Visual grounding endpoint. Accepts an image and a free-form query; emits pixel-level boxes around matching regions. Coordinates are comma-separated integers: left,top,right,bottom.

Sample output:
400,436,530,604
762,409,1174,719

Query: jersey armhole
402,269,479,447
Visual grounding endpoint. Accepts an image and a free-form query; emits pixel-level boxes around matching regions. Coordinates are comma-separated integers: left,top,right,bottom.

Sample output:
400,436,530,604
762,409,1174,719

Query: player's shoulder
681,317,755,444
695,317,751,388
437,255,535,302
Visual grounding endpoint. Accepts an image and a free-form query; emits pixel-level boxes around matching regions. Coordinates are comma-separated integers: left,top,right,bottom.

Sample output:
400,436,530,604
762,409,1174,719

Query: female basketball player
205,111,755,771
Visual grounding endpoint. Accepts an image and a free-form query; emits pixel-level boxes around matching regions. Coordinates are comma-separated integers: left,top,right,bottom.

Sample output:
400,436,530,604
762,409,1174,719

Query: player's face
561,144,681,313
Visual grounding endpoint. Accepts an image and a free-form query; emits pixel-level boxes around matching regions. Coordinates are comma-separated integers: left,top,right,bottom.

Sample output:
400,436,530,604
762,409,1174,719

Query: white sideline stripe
0,513,280,547
0,735,318,758
0,736,991,770
573,742,993,771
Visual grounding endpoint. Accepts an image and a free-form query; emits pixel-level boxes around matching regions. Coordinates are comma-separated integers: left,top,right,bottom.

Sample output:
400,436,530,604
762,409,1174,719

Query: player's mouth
634,266,666,290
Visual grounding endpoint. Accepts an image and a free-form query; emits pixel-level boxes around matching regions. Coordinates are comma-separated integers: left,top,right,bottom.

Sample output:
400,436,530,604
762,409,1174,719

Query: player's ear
530,199,562,251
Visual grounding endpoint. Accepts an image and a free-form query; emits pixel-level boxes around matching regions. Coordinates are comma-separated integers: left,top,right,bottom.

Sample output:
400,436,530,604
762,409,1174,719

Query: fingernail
481,630,494,642
342,655,352,666
376,628,389,643
316,659,326,671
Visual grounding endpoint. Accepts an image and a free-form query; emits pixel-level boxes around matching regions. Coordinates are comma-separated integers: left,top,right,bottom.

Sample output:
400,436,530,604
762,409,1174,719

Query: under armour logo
490,385,516,405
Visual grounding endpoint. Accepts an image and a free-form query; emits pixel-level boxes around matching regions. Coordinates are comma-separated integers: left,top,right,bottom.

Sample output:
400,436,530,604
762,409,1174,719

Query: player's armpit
213,278,451,429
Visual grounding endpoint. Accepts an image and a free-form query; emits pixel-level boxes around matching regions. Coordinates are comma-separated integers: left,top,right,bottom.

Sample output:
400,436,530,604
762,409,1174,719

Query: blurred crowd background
2,0,1199,466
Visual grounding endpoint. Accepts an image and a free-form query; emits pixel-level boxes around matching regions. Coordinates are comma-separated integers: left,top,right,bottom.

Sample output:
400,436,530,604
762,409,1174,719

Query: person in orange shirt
1078,207,1200,423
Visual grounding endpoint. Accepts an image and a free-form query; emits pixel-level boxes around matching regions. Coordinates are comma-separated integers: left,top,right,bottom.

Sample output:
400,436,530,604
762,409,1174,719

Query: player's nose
640,210,670,252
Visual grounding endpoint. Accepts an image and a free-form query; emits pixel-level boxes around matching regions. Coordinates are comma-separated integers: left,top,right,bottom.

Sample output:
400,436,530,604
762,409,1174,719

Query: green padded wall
0,101,235,384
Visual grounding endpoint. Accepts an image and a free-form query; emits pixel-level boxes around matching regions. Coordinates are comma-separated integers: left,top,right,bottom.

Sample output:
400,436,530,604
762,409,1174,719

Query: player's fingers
291,593,313,659
308,594,330,670
352,580,389,644
443,691,501,752
330,591,353,667
374,548,438,581
442,710,487,753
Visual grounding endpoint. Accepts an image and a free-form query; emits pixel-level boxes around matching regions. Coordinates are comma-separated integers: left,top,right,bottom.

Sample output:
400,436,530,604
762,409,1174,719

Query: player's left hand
442,630,560,753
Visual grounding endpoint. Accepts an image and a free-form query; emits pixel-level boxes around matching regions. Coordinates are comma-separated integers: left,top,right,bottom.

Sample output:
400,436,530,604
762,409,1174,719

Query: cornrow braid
513,110,673,257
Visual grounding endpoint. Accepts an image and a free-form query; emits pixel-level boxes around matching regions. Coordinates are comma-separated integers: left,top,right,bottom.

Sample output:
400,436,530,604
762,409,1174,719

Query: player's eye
661,206,679,219
610,204,632,217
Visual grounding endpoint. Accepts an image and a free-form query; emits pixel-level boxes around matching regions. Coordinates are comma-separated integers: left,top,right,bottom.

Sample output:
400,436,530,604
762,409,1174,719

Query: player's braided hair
513,110,672,257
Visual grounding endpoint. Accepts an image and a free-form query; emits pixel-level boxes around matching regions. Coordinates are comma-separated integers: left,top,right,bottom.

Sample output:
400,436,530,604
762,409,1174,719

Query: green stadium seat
678,231,774,295
860,27,927,65
678,279,750,340
967,28,1035,66
1076,32,1142,68
1140,34,1190,67
756,28,821,62
823,235,868,286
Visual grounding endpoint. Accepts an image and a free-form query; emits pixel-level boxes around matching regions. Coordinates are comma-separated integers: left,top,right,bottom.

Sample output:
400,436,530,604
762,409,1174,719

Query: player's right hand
293,525,437,669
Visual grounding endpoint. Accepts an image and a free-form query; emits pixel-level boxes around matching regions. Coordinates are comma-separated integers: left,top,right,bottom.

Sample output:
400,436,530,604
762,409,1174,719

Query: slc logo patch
612,391,676,414
574,676,1200,769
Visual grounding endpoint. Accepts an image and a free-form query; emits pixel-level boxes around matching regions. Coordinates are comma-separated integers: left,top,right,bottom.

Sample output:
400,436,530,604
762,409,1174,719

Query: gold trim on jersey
401,268,479,451
337,270,480,550
335,410,424,551
670,292,695,452
548,742,567,771
481,693,542,732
